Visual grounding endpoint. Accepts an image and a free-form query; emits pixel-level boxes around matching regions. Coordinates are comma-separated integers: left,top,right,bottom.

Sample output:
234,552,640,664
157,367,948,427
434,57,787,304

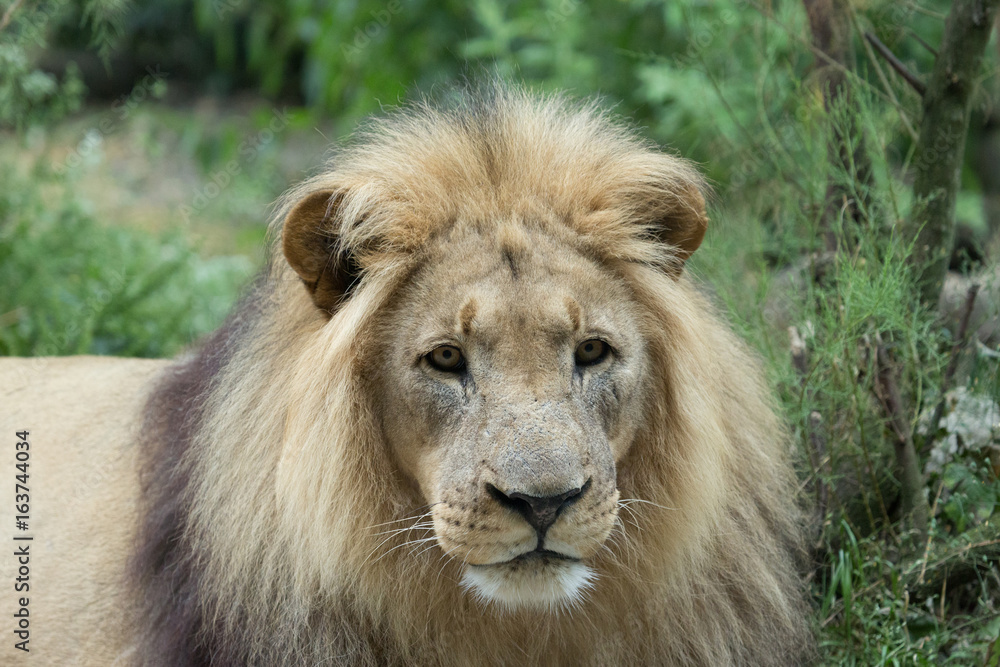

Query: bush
0,161,251,358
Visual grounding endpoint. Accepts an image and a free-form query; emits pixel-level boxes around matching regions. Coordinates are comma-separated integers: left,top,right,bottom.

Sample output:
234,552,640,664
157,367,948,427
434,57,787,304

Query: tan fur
0,356,166,663
1,87,812,665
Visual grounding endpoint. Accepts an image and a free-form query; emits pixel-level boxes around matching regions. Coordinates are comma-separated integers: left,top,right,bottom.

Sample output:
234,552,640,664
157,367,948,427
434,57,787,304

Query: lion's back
0,355,167,664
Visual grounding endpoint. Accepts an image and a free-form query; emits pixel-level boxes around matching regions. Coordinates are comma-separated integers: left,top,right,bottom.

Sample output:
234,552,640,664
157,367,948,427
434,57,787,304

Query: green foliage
79,0,128,63
676,4,1000,662
178,0,762,138
0,0,126,128
940,462,997,531
0,162,251,357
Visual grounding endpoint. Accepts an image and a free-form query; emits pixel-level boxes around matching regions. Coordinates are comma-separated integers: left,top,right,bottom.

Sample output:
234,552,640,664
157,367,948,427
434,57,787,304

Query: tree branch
864,31,927,96
873,340,929,539
908,29,939,58
924,283,981,454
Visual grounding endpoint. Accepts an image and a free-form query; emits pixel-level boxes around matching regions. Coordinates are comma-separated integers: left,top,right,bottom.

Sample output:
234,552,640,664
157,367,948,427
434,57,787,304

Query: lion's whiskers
604,515,641,564
371,521,435,537
413,540,442,559
361,508,439,566
365,518,431,555
372,536,439,564
617,506,641,529
617,498,677,512
365,504,440,531
432,545,462,584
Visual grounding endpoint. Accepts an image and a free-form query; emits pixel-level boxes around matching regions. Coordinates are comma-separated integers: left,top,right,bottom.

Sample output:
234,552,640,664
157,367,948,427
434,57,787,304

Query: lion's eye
575,339,609,366
427,345,465,372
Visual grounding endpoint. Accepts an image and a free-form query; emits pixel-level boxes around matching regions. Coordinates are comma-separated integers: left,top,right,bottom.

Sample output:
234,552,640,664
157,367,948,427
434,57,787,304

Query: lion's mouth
504,548,579,565
469,547,580,568
461,549,595,611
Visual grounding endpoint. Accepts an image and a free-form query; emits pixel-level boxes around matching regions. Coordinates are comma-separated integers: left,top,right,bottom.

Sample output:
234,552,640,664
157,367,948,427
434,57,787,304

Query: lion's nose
487,479,591,537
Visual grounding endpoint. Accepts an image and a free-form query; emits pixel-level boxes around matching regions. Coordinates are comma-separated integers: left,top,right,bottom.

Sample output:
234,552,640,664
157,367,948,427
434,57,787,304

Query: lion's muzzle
432,466,617,611
486,478,591,541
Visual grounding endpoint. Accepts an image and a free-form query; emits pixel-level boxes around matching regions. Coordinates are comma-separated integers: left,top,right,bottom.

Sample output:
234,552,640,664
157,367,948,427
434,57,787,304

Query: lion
0,86,813,665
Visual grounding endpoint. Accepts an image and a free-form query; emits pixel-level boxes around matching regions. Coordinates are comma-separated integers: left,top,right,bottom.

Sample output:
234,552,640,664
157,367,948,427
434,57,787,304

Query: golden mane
131,86,813,665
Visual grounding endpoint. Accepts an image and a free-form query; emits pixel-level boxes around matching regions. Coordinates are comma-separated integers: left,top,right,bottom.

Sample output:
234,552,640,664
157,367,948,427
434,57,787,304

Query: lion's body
1,88,813,666
0,356,166,663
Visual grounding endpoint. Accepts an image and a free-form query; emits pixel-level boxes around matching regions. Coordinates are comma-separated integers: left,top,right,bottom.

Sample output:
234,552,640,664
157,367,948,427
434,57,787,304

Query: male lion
1,87,813,665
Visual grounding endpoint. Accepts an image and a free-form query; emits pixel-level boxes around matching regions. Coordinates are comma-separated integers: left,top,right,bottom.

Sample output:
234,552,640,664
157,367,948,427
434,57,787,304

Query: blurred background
1,0,998,663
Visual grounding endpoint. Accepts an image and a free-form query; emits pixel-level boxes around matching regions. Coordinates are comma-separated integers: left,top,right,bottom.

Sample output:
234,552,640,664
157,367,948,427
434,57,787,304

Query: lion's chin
460,553,596,613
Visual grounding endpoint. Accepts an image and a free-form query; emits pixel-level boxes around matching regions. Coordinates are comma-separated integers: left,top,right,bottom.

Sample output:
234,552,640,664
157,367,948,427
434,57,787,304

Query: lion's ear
282,190,361,313
653,182,709,273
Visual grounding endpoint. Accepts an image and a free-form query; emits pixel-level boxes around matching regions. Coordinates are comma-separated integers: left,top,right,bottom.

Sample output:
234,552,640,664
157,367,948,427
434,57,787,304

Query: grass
699,213,1000,663
688,62,1000,662
697,210,999,662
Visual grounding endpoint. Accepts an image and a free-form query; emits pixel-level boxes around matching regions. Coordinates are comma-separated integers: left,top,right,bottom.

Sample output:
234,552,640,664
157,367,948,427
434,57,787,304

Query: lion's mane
131,87,813,666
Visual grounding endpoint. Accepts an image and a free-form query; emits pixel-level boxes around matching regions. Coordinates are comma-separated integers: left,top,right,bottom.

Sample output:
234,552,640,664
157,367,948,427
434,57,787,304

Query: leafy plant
0,162,251,358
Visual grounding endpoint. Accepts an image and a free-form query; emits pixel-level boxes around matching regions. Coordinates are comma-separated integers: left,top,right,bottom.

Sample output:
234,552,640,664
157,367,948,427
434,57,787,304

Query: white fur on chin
461,558,596,613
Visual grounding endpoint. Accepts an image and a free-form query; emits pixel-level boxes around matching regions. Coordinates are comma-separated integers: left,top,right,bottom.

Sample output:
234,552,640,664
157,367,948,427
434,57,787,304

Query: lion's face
376,221,651,610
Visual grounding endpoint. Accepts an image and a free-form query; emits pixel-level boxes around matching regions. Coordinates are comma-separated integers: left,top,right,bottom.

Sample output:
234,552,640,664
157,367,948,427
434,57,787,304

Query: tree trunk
802,0,874,252
910,0,1000,305
975,116,1000,260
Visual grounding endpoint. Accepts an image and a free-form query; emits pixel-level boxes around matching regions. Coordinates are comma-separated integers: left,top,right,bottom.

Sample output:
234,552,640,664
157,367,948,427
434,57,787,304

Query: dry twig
908,540,1000,601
